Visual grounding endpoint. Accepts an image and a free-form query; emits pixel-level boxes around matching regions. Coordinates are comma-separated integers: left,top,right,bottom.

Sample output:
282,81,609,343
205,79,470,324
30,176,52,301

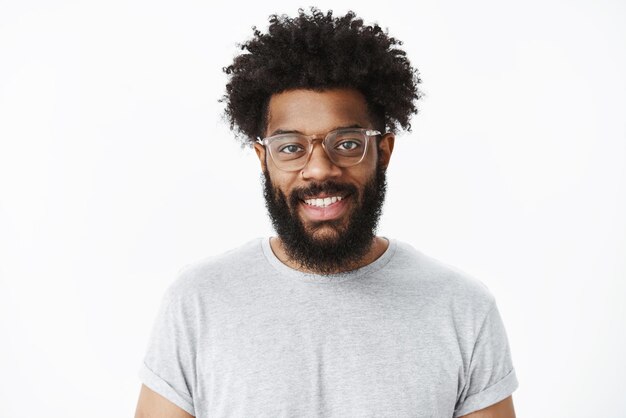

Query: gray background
1,0,624,417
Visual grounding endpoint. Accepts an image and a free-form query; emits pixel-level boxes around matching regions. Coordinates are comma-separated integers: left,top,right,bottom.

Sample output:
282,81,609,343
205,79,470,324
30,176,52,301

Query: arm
459,395,516,418
134,384,195,418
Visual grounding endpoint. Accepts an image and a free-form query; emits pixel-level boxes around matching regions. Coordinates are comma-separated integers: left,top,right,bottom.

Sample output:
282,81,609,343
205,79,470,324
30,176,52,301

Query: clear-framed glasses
256,128,381,172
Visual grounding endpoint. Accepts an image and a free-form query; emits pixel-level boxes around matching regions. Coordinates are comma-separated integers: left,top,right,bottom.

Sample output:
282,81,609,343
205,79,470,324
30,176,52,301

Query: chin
306,227,342,243
301,217,348,239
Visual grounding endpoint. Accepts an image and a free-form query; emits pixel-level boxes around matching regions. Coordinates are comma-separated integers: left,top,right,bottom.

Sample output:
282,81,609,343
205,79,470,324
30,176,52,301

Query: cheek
367,144,380,164
352,152,379,181
267,168,299,195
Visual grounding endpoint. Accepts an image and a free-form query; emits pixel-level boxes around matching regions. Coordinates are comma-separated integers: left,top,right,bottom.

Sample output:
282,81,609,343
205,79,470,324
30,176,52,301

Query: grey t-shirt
138,237,518,417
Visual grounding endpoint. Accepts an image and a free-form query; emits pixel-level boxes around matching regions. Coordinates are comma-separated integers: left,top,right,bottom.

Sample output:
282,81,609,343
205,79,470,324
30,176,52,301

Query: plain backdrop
1,0,625,417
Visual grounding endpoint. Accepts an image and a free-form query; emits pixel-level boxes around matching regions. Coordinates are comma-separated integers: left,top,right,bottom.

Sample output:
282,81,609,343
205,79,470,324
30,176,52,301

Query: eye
278,143,305,154
335,140,361,151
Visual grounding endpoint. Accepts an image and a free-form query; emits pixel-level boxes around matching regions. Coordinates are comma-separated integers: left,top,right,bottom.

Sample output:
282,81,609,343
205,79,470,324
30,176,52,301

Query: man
135,8,518,418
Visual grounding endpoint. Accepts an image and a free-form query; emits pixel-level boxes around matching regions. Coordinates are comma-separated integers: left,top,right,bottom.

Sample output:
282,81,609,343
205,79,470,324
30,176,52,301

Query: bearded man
135,8,518,418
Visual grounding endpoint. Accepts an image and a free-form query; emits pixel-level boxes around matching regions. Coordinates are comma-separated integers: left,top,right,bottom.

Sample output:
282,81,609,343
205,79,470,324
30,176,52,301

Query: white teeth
304,196,344,207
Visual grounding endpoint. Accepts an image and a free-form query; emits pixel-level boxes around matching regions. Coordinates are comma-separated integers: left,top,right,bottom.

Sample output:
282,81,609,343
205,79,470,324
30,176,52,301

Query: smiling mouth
298,194,351,222
301,195,346,208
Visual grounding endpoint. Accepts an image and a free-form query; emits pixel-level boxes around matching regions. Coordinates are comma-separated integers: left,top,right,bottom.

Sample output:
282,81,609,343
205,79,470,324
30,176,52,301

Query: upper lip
301,193,349,200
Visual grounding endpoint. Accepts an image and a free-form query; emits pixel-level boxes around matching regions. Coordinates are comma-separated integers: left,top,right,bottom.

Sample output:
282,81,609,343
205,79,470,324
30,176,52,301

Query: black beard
262,162,387,275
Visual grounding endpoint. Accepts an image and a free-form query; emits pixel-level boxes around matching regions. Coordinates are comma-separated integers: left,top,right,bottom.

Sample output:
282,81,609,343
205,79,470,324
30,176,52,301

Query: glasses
256,128,381,172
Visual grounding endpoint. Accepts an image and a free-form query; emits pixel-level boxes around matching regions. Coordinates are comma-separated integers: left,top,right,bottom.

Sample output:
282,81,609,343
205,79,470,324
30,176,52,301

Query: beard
262,161,387,275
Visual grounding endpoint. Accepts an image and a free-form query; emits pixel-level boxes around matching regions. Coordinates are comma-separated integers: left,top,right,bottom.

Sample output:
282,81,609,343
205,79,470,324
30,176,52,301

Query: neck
269,235,389,275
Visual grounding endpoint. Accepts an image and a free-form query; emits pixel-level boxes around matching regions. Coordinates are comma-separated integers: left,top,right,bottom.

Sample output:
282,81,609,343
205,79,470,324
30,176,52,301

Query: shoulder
391,239,496,317
163,237,266,303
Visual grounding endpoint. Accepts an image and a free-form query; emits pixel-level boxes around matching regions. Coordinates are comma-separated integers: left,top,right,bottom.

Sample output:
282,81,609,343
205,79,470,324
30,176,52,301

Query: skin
134,384,194,418
254,87,395,273
133,87,516,417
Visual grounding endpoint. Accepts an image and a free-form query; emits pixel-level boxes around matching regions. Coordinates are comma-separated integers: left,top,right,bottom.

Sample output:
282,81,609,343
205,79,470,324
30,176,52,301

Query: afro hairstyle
220,7,422,145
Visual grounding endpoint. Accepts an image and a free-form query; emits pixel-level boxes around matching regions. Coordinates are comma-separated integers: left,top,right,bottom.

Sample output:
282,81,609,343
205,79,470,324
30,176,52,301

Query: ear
253,142,267,171
377,133,395,169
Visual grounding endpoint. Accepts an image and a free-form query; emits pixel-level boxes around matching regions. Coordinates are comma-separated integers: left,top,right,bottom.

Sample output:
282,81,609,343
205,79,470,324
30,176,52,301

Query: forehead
266,88,372,136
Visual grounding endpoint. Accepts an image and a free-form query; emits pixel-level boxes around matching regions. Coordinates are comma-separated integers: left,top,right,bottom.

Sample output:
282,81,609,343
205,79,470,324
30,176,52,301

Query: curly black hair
220,7,422,145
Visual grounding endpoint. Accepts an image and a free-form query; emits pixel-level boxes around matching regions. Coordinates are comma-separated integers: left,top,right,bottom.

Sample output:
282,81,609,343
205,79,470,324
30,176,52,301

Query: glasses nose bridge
305,133,332,160
301,133,343,178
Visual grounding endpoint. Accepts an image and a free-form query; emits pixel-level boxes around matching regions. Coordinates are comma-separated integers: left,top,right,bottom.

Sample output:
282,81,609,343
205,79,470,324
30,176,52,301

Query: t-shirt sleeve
138,283,196,416
453,299,519,417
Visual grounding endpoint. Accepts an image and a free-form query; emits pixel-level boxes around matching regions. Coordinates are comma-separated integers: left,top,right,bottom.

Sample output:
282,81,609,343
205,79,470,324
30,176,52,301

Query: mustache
289,181,358,203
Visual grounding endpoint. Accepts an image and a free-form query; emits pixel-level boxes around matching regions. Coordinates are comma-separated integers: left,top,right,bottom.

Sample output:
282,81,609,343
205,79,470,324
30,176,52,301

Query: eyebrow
269,124,364,137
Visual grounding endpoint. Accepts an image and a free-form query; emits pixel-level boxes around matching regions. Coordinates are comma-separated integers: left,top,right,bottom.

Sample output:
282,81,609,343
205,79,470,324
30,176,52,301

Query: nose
301,141,342,181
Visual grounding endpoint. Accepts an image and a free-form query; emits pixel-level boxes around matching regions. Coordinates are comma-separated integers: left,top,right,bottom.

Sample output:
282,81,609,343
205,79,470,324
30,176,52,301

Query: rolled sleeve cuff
138,362,195,416
453,368,519,417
